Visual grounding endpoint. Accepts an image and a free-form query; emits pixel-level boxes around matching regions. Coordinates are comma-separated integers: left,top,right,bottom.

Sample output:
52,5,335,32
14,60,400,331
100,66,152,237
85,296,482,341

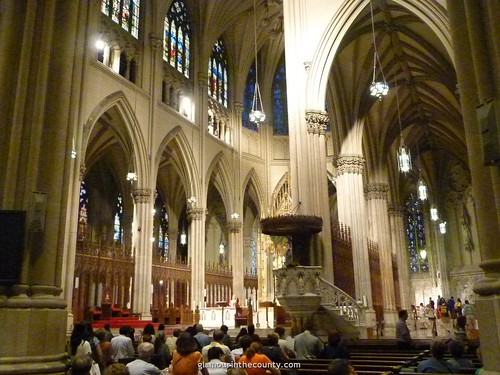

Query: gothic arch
82,91,149,185
154,126,200,205
205,151,234,215
307,0,452,110
242,168,265,215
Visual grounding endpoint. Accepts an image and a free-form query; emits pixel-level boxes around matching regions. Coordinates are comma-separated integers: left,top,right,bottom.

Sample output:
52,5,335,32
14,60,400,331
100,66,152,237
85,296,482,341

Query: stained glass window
242,61,258,131
113,194,123,243
251,221,258,275
154,194,169,258
405,194,429,273
163,1,191,78
78,181,89,240
101,0,140,38
208,39,228,107
272,55,289,135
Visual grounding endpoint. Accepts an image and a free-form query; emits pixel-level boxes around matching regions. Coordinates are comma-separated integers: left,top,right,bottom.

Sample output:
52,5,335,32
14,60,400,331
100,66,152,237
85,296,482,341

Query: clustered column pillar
447,2,500,372
305,110,334,279
366,182,397,325
132,188,154,320
188,207,206,309
335,155,373,312
388,205,412,311
228,220,244,302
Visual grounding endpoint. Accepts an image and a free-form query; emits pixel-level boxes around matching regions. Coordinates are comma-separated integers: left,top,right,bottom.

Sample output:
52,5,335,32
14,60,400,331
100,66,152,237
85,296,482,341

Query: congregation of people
68,297,481,375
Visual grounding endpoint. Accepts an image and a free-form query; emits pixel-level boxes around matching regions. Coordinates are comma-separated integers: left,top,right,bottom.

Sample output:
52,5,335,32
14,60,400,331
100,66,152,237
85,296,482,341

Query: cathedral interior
0,0,499,373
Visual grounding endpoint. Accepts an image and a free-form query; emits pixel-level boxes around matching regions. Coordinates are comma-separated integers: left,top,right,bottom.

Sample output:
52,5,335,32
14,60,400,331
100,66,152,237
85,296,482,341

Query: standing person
396,309,413,349
447,296,456,320
455,298,463,317
110,326,135,363
294,322,323,359
429,297,435,311
462,300,476,330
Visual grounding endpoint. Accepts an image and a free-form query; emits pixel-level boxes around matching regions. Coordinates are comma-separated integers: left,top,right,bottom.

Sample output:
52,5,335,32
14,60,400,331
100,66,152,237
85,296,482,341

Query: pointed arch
205,151,233,215
83,91,149,185
242,168,265,215
307,0,452,110
270,172,293,216
154,126,200,203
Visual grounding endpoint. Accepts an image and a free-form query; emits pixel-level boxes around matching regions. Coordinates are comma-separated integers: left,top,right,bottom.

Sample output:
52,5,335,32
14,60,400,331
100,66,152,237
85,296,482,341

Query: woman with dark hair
319,332,350,359
140,323,155,342
151,331,171,370
235,328,248,344
170,332,208,375
238,341,280,375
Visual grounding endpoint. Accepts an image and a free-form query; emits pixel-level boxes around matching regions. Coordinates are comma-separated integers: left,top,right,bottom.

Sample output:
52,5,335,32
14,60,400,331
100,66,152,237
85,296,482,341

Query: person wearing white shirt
111,326,135,362
126,342,161,375
205,347,229,375
202,330,231,362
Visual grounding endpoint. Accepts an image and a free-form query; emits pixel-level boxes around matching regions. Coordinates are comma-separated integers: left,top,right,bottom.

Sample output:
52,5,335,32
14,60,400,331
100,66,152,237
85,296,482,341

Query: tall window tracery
243,61,258,131
208,39,228,107
154,194,170,258
113,194,124,244
272,55,289,135
163,0,191,78
405,194,429,273
78,181,89,240
101,0,141,38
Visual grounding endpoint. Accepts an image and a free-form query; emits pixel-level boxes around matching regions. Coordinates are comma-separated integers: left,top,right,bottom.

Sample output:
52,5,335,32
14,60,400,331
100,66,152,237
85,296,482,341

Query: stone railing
318,277,363,325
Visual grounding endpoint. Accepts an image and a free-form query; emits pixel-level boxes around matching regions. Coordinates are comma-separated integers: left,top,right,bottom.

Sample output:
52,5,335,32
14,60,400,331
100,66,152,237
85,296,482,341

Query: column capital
133,188,152,203
197,73,209,89
234,102,244,115
365,182,389,200
336,154,365,175
168,228,179,236
388,204,405,216
188,207,206,221
149,33,163,50
305,109,329,135
226,220,243,233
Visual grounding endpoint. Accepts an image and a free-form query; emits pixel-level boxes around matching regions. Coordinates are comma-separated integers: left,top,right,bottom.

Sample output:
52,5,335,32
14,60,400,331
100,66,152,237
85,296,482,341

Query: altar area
198,305,275,329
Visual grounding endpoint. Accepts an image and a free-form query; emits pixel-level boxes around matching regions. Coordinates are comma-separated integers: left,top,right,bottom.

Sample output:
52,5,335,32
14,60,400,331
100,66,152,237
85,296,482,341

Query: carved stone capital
79,164,87,181
133,189,152,203
388,204,405,216
168,228,179,237
226,220,243,233
365,182,389,200
188,207,206,221
198,73,209,89
234,102,244,115
305,110,329,135
336,154,365,175
149,33,163,50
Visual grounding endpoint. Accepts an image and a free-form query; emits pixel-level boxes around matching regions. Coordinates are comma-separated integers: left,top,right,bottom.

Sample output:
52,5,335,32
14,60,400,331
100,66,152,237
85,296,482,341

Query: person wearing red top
238,341,280,375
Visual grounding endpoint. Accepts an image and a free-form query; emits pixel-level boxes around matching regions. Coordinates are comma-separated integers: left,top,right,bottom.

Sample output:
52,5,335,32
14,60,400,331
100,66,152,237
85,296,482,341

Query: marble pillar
188,207,206,309
228,220,244,302
366,183,397,325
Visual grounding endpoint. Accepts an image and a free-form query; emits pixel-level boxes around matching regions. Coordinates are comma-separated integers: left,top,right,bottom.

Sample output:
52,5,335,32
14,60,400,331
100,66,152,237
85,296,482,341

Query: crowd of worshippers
68,316,482,375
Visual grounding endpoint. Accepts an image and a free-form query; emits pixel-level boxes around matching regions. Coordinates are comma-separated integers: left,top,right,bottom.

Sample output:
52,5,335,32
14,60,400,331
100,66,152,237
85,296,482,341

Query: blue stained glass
113,194,123,243
209,39,228,107
272,55,289,135
164,1,190,77
405,194,429,273
102,0,140,38
242,61,258,131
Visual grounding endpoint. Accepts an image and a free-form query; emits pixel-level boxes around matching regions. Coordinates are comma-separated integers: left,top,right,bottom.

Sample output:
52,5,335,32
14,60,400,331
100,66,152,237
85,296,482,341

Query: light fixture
71,138,77,159
219,242,225,254
430,206,439,221
127,151,137,182
126,172,137,182
249,0,266,125
417,178,427,201
420,248,427,260
393,60,411,173
180,231,187,245
95,35,105,50
187,196,197,205
230,212,239,220
369,1,388,100
439,221,447,234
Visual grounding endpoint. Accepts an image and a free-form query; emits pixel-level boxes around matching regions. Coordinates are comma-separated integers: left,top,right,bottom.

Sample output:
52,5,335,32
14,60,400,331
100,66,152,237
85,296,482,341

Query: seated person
71,355,93,375
327,359,357,375
262,333,287,363
447,339,474,369
104,363,129,375
417,339,459,373
126,342,161,375
319,331,350,359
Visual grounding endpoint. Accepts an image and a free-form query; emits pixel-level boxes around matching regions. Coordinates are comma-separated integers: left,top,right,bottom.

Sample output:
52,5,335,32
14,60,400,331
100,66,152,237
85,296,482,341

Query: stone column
227,220,244,302
168,228,179,262
335,155,373,307
188,207,206,309
305,110,334,280
132,188,154,320
447,2,500,372
366,183,397,325
388,205,412,310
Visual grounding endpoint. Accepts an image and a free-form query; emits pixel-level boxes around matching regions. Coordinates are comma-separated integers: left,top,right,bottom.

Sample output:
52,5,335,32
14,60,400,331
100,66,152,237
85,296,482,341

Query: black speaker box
0,210,26,285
